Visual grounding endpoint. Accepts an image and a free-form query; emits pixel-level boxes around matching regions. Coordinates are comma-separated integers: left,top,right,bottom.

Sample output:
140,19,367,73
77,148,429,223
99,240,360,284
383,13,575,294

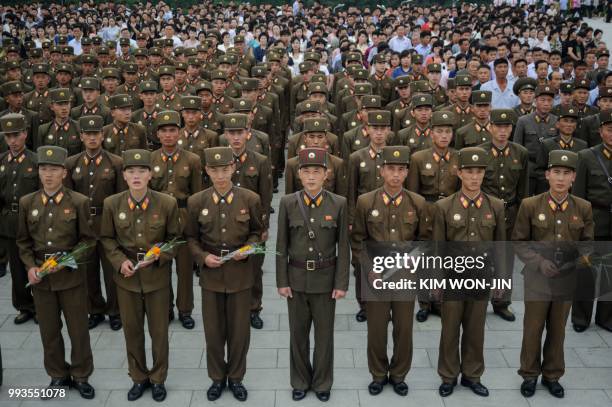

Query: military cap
92,37,103,45
267,53,281,63
57,35,68,44
535,84,555,97
513,77,538,95
29,48,43,58
298,101,322,115
311,73,326,83
0,113,26,133
136,33,148,40
217,54,233,65
56,63,73,74
80,77,100,90
158,65,175,76
345,65,360,76
81,37,92,45
49,88,71,103
573,79,590,90
241,78,259,91
353,68,369,81
382,146,410,166
119,38,130,46
560,82,574,94
308,82,328,95
596,50,610,59
410,80,430,93
548,150,578,170
97,46,110,55
101,67,121,79
32,63,50,75
470,90,492,105
4,61,20,71
181,96,202,110
490,109,517,125
556,106,578,120
106,40,117,49
210,70,227,81
187,57,201,66
224,113,249,130
598,87,612,100
431,111,456,127
373,53,386,64
121,63,137,74
149,47,163,56
206,30,220,39
455,74,472,87
458,147,488,168
353,93,378,109
298,147,327,169
395,75,411,88
37,146,67,167
79,115,104,132
1,81,24,95
205,147,234,167
155,110,181,128
427,63,441,73
234,98,255,112
412,54,424,65
412,94,434,108
4,44,19,54
50,45,62,54
133,48,148,58
195,81,213,94
41,41,51,49
140,81,158,93
174,62,187,72
354,83,373,96
346,51,363,63
108,94,133,109
303,117,328,133
163,39,174,48
367,110,391,126
304,51,321,63
24,41,35,50
234,35,245,43
122,149,151,169
185,49,198,58
599,109,612,125
251,65,267,78
62,46,74,55
80,54,96,64
298,62,314,73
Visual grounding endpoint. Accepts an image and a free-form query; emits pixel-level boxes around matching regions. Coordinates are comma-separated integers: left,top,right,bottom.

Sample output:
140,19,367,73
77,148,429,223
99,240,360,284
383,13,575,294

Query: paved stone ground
1,16,612,407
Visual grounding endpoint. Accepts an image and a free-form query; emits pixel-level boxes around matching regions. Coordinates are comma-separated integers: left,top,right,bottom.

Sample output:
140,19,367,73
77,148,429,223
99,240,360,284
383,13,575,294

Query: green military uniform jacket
287,131,341,159
37,119,82,155
393,124,432,154
479,141,530,208
102,122,148,155
0,149,38,238
70,103,113,125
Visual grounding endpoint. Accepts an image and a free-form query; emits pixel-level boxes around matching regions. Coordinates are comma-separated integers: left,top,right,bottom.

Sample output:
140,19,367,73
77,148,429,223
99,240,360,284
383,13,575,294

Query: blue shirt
480,79,519,109
392,66,411,79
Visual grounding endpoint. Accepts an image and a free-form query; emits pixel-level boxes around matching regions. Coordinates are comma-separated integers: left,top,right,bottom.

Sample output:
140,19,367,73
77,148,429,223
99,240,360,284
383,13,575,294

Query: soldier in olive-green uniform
512,78,537,118
341,95,383,159
455,91,493,149
369,54,394,106
64,115,126,331
514,85,559,196
100,149,181,402
576,87,612,147
276,147,349,402
0,81,39,150
513,150,594,399
131,81,162,150
427,63,448,107
150,111,202,329
37,88,82,155
71,78,113,125
17,146,96,399
479,109,530,321
185,147,264,402
178,95,218,167
433,147,506,398
156,66,183,111
535,106,588,193
210,70,235,114
222,113,273,329
23,63,53,125
103,94,148,155
393,94,434,153
352,146,427,397
407,111,460,321
287,113,341,159
441,74,475,129
571,109,612,332
386,76,412,131
0,114,38,324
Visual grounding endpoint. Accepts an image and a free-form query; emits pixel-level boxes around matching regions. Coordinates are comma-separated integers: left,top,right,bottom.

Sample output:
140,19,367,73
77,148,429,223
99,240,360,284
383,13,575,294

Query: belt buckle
89,207,97,216
44,253,54,261
220,249,230,257
137,252,146,262
11,203,19,212
306,260,315,271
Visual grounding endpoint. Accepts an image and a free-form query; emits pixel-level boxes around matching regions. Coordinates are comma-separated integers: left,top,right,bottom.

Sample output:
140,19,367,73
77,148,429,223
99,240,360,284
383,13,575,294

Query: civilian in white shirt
480,59,519,109
68,25,84,56
388,25,412,53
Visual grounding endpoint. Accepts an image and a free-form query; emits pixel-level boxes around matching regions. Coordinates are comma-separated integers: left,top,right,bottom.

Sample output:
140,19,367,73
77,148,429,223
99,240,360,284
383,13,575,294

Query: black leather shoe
88,313,105,330
270,207,275,213
292,389,307,401
355,309,367,322
367,377,388,395
438,379,456,397
179,314,195,329
273,187,279,193
42,377,72,399
250,312,263,329
169,309,175,322
315,391,330,402
0,263,6,278
151,383,167,402
460,377,489,397
542,379,564,398
109,315,122,331
207,381,226,401
416,309,429,322
520,378,537,397
596,322,612,333
72,381,95,399
430,305,442,317
573,323,588,332
389,378,408,396
229,381,248,401
127,381,150,401
494,307,516,322
14,310,34,325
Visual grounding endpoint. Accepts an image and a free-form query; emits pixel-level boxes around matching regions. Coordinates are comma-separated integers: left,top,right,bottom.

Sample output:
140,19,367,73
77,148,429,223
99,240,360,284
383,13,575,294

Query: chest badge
32,209,39,217
119,212,127,220
453,213,461,221
538,213,546,221
154,166,160,173
106,137,112,144
371,209,379,217
202,209,208,216
75,167,81,174
360,161,366,168
425,163,432,169
0,165,4,172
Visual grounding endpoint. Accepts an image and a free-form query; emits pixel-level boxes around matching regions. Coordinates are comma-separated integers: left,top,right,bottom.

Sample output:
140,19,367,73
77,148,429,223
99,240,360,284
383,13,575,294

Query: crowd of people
0,0,611,404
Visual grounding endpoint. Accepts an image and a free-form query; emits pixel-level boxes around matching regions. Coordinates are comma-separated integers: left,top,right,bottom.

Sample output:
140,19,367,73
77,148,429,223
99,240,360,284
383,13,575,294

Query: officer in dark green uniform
276,147,349,402
37,88,82,155
393,94,433,153
131,81,162,150
103,94,148,155
455,91,492,149
441,74,475,129
512,78,537,118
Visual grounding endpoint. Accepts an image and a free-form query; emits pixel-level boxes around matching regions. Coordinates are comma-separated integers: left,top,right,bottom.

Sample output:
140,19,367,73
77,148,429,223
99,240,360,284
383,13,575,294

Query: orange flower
147,246,161,257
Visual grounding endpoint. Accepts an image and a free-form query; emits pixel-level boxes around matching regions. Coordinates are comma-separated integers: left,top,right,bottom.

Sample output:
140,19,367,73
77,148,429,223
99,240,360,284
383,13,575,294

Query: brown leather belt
423,194,447,202
289,258,336,271
202,244,241,258
122,248,147,262
89,206,103,216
